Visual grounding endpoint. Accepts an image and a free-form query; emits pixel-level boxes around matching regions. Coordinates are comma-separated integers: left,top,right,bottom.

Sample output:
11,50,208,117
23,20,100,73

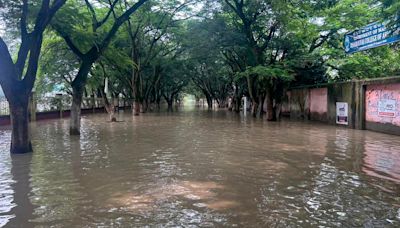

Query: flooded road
1,109,400,227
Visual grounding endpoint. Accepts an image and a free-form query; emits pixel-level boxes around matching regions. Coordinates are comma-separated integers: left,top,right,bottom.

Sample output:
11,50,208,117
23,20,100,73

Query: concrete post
354,81,366,130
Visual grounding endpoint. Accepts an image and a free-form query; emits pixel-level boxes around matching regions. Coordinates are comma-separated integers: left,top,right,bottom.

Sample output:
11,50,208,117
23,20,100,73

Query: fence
35,96,113,113
0,97,9,116
0,95,132,125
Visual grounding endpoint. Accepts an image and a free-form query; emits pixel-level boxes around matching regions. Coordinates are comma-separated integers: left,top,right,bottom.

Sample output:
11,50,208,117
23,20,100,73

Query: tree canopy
1,0,399,116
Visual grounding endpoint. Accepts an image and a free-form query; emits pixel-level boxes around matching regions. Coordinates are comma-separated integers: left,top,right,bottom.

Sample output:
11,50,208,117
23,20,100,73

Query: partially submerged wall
289,86,328,122
280,91,291,116
310,88,328,121
288,77,400,136
365,82,400,135
327,82,357,128
289,88,310,120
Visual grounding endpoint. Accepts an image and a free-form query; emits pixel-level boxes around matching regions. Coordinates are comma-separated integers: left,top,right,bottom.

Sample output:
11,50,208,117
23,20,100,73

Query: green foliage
36,31,80,95
237,65,294,82
382,0,400,15
3,0,399,107
329,46,400,80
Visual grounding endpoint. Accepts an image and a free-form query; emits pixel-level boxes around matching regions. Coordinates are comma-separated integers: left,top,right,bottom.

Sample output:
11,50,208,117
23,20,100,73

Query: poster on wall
378,99,397,117
336,102,348,125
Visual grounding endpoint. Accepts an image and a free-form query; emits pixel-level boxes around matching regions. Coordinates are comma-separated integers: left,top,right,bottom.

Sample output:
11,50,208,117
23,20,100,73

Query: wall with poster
366,83,400,127
287,77,400,135
336,102,348,125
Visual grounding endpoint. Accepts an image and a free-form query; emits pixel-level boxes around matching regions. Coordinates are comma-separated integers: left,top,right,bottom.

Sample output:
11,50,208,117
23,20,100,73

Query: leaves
236,65,294,82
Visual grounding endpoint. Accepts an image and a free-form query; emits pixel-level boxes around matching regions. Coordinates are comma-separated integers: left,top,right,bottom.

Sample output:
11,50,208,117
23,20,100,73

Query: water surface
0,109,400,227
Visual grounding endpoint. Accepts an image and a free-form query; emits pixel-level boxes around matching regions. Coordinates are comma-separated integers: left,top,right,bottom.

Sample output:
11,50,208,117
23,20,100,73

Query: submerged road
0,109,399,227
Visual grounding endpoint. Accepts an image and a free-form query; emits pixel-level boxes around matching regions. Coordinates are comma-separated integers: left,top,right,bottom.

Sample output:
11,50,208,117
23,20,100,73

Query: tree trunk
258,94,265,117
69,58,95,135
230,84,240,112
266,90,276,121
10,100,32,154
206,95,213,110
156,98,161,111
141,100,148,113
275,102,282,121
109,109,117,122
251,102,258,117
219,99,227,108
167,99,173,111
246,75,258,117
133,101,140,116
70,86,83,135
99,89,117,122
235,95,241,113
105,100,117,122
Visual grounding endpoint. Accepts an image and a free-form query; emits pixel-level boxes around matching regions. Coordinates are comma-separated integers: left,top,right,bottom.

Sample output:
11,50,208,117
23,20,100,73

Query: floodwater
0,108,400,227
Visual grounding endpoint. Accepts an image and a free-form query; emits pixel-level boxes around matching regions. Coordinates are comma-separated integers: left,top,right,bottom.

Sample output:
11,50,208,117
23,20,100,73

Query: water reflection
363,134,400,184
105,180,236,213
6,154,34,228
0,110,399,227
0,136,14,227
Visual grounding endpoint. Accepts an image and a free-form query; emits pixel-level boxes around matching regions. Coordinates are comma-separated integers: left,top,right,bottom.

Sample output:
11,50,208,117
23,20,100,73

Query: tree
221,0,278,116
37,31,80,95
124,0,194,115
0,0,66,153
160,59,189,111
52,0,148,135
236,65,293,119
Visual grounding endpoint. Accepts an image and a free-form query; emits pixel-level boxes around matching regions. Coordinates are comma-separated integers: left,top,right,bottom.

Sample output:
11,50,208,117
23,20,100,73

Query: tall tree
221,0,281,117
52,0,148,135
0,0,67,153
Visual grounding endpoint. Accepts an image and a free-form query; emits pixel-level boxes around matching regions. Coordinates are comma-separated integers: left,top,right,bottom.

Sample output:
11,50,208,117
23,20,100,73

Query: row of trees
0,0,399,153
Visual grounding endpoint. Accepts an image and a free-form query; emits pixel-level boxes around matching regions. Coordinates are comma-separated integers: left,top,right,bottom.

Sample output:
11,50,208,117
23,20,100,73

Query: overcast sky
0,21,4,36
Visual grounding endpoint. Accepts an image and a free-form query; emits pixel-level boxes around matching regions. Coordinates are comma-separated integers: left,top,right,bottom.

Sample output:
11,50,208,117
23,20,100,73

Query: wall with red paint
309,88,328,121
366,83,400,127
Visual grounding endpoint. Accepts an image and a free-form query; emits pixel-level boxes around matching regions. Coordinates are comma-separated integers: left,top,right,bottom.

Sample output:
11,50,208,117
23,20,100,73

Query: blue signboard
344,21,400,54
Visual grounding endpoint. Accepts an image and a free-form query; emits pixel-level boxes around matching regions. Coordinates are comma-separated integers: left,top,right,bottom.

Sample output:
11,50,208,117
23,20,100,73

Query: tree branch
59,33,84,58
96,0,119,28
0,37,18,96
15,0,30,78
84,0,99,31
309,30,336,53
20,0,28,36
99,0,149,52
260,24,277,51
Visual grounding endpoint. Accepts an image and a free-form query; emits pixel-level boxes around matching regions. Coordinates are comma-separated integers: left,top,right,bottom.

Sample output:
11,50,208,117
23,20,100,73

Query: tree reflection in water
7,154,34,227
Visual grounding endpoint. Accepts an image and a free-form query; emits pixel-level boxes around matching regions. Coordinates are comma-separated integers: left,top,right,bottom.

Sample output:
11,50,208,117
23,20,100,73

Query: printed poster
378,99,396,117
336,102,348,125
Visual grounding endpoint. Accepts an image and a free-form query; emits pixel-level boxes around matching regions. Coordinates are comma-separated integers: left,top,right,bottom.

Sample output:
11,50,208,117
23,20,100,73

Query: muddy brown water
0,108,400,227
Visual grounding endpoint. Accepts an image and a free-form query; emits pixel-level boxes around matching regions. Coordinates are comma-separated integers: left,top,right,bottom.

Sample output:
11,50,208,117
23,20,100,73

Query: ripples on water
0,109,399,227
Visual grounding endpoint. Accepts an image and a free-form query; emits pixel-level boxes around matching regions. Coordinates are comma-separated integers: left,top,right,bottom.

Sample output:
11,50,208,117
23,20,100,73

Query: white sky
0,21,4,37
